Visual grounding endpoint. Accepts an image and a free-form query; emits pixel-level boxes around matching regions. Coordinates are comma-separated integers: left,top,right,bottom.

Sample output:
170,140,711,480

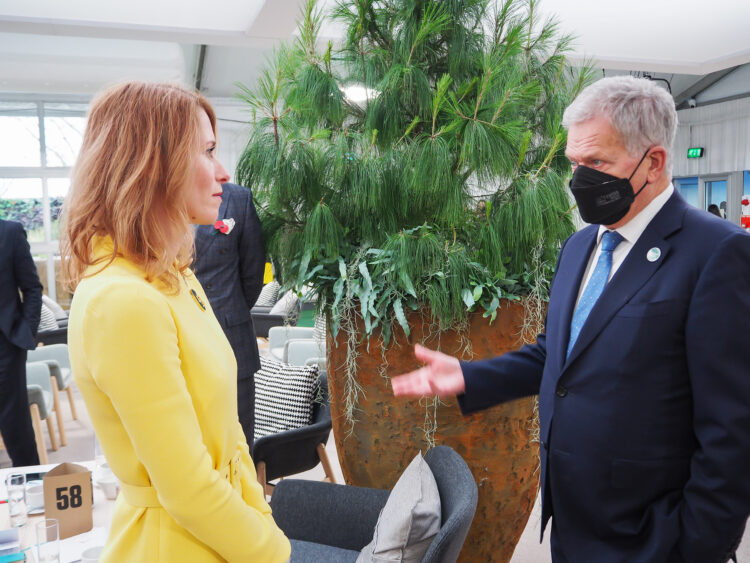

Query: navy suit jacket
0,219,42,350
193,183,266,380
459,191,750,562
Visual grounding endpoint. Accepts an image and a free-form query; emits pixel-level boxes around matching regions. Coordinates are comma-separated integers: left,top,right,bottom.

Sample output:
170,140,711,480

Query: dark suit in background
193,183,265,445
459,191,750,562
0,219,42,466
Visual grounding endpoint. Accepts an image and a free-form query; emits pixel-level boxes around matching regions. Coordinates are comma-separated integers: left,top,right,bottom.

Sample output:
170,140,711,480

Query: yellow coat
68,238,290,562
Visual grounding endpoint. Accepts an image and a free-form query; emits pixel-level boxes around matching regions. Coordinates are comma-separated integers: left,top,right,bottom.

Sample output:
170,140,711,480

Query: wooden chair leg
50,376,67,446
256,461,268,495
45,415,59,451
317,443,336,484
30,404,49,465
65,384,79,420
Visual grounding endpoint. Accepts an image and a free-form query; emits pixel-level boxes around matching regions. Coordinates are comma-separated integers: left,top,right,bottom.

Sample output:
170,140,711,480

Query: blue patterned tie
567,230,624,357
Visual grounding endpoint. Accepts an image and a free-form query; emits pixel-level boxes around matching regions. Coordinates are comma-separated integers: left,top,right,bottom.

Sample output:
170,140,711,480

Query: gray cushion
290,539,359,563
253,358,319,442
269,290,300,317
357,452,441,563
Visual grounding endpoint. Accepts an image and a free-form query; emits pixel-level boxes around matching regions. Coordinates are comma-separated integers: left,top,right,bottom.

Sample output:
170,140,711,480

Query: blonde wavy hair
61,82,216,293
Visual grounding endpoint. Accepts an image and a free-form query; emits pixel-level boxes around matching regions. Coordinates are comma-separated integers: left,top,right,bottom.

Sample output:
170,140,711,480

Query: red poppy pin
213,218,235,235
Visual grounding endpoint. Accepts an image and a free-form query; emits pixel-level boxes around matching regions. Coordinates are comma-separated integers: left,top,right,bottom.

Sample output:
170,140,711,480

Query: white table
0,461,113,562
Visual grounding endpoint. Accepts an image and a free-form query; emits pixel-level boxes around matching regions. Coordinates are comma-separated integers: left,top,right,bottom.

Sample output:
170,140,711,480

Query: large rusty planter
327,301,540,563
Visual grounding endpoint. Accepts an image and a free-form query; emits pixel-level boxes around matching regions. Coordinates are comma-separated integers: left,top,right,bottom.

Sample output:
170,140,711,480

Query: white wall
209,97,253,184
673,97,750,177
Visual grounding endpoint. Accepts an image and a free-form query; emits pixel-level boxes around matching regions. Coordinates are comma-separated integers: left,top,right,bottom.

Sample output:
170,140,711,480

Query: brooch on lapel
213,218,235,235
190,288,207,311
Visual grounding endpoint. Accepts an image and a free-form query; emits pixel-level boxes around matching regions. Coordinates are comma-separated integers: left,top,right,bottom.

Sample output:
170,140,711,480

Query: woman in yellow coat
61,82,291,562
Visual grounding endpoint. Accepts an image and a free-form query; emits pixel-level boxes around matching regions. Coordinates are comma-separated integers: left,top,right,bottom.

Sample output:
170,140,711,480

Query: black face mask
568,150,650,225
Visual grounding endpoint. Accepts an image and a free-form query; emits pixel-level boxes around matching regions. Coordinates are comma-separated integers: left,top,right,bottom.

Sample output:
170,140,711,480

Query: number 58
56,485,83,510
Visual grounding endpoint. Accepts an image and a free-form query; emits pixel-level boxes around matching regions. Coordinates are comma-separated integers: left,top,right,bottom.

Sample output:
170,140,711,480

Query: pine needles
236,0,593,339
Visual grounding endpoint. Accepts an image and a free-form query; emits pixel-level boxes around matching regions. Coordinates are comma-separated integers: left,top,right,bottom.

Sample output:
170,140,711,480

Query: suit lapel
563,191,686,369
195,188,231,253
553,226,598,370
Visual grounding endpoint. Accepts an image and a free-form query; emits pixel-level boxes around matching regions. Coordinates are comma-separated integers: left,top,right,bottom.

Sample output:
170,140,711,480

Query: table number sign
42,463,93,539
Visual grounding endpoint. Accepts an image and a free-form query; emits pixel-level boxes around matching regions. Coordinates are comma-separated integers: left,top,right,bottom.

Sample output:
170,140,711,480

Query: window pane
44,116,86,166
0,115,40,166
0,178,44,242
705,180,727,215
675,177,699,208
0,102,37,116
48,178,69,240
44,103,89,116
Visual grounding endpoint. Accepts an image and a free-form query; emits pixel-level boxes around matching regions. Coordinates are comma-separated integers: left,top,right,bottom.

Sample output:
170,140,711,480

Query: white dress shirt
574,184,674,308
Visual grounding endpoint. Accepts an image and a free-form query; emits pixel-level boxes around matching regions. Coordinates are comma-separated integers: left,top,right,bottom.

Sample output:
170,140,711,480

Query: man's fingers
392,367,432,397
414,343,446,365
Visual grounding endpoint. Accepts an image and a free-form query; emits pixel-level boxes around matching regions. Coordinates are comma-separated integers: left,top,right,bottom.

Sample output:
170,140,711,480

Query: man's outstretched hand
391,344,465,398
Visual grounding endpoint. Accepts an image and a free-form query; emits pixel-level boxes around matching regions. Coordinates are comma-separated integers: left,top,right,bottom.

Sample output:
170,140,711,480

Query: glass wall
675,176,699,208
705,179,728,217
0,99,87,305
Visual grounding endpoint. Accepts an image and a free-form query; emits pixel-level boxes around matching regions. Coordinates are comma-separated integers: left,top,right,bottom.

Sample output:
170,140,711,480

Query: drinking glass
5,473,27,527
36,518,60,563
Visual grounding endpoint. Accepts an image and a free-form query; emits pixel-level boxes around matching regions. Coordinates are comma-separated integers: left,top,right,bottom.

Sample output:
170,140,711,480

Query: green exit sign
687,147,704,158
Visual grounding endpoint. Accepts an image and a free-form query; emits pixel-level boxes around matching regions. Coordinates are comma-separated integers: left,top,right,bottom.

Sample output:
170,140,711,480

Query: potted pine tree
236,0,590,560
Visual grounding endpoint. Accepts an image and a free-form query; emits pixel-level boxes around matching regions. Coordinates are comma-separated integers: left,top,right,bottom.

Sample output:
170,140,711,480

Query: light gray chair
28,344,78,446
268,314,326,368
26,361,60,463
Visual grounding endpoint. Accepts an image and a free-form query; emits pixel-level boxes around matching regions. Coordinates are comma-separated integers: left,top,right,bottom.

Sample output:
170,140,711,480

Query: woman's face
187,110,230,225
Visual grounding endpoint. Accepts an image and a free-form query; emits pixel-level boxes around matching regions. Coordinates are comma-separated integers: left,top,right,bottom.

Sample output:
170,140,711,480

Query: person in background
61,82,290,562
193,182,265,445
0,218,42,466
708,203,723,218
392,76,750,562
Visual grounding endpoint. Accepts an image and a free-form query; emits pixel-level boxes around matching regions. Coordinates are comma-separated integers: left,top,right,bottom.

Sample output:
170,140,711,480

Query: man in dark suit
393,76,750,562
194,182,266,445
0,219,43,466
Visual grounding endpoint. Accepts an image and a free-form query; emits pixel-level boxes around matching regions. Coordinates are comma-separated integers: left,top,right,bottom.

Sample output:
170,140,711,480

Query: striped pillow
38,303,59,332
254,281,281,308
253,358,319,442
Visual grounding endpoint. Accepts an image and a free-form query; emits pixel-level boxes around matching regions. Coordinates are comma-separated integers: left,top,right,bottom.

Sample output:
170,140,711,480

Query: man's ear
646,146,667,182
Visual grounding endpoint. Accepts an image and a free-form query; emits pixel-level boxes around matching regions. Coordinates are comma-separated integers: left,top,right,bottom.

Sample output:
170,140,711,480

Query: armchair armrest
251,313,291,338
28,344,70,370
27,384,45,407
253,418,331,454
270,479,389,551
26,361,53,391
268,326,315,349
37,359,65,388
285,338,325,366
35,327,67,346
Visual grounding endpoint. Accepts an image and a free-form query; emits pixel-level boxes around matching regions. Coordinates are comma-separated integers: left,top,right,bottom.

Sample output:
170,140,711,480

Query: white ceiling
1,0,749,100
539,0,750,75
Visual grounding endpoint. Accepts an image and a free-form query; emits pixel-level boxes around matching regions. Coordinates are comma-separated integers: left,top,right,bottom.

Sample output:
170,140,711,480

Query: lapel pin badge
190,288,207,311
647,247,661,262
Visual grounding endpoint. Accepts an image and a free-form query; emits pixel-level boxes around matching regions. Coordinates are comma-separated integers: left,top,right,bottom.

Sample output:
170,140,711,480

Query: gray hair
562,76,677,171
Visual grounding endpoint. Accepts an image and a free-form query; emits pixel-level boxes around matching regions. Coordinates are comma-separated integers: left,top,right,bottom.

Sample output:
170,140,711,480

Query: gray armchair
26,361,59,463
28,344,78,446
270,445,478,563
